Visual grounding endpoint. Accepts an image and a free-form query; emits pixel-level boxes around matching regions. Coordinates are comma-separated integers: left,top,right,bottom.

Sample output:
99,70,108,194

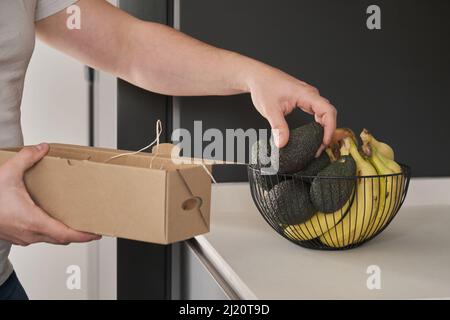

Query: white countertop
196,179,450,299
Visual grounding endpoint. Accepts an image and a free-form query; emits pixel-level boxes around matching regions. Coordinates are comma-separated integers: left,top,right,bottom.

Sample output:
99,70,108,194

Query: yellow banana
378,151,402,173
320,138,380,248
283,195,352,241
374,144,404,231
360,129,395,160
362,145,396,239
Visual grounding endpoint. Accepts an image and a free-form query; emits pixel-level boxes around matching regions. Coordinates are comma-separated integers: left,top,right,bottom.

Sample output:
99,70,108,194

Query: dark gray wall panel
175,0,450,179
117,0,173,300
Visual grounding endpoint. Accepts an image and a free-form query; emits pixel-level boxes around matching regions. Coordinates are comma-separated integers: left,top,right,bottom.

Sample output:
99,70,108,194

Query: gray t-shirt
0,0,76,287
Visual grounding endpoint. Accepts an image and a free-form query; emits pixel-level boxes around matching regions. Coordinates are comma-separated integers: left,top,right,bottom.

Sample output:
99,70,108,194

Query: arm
36,0,336,149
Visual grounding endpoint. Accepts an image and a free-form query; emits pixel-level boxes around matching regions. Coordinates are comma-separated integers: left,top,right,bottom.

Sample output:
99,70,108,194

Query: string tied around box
104,120,217,184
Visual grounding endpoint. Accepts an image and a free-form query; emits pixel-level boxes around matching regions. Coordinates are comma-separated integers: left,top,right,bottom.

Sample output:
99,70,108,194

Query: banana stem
360,128,395,161
345,137,364,164
339,139,351,156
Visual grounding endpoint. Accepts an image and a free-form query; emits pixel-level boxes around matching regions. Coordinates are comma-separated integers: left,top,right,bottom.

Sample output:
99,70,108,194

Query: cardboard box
0,143,212,244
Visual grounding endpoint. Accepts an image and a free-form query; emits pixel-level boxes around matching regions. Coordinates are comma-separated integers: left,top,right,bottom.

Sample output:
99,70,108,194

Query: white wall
20,43,89,146
10,40,96,300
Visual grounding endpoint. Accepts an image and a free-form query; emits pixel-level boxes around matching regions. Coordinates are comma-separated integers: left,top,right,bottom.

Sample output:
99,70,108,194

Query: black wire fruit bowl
247,164,411,250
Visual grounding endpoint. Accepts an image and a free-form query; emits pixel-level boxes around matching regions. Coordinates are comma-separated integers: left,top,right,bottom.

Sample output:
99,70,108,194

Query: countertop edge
193,235,258,300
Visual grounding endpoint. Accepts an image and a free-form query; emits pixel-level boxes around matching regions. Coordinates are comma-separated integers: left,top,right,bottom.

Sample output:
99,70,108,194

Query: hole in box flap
182,197,203,211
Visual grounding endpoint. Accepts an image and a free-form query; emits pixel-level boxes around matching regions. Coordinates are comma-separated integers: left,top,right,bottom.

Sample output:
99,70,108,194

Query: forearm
119,21,258,96
37,0,265,97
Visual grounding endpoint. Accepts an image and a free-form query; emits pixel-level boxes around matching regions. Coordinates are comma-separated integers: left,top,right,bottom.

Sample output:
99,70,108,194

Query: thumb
267,111,290,148
10,143,50,174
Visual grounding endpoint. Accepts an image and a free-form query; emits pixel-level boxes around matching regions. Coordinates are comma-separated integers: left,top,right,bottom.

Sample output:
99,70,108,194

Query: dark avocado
294,151,331,178
271,122,324,174
310,155,356,213
266,180,316,225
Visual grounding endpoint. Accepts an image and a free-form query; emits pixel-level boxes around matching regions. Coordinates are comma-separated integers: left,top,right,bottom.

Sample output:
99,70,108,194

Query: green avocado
310,155,356,213
266,180,316,225
271,122,324,174
294,151,331,178
251,139,283,191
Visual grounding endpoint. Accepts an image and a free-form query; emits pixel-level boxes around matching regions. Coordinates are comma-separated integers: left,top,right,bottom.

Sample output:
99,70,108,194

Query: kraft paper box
0,143,212,244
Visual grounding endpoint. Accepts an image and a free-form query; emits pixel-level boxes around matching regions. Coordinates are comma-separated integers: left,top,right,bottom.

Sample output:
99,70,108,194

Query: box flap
165,166,212,243
176,168,210,226
46,143,199,171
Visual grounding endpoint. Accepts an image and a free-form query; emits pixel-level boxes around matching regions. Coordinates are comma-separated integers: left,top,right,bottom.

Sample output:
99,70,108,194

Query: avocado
252,170,285,192
310,155,356,213
294,151,331,178
271,122,324,174
266,180,316,225
250,139,283,191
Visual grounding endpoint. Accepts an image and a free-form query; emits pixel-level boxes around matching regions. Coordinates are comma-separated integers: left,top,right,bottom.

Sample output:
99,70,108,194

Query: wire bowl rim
247,163,411,180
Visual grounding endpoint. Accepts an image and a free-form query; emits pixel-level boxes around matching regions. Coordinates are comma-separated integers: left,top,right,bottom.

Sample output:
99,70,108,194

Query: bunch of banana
283,196,352,241
361,130,403,240
281,128,405,247
319,137,380,248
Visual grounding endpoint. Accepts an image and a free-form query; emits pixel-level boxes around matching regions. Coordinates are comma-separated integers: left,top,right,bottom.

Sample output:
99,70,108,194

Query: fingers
315,144,327,158
10,205,101,246
266,110,290,148
6,143,50,175
320,110,337,146
31,206,101,245
297,88,337,148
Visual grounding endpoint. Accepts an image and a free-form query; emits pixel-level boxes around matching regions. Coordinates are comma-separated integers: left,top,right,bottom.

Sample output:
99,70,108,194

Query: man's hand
245,62,337,151
36,0,336,151
0,144,101,246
